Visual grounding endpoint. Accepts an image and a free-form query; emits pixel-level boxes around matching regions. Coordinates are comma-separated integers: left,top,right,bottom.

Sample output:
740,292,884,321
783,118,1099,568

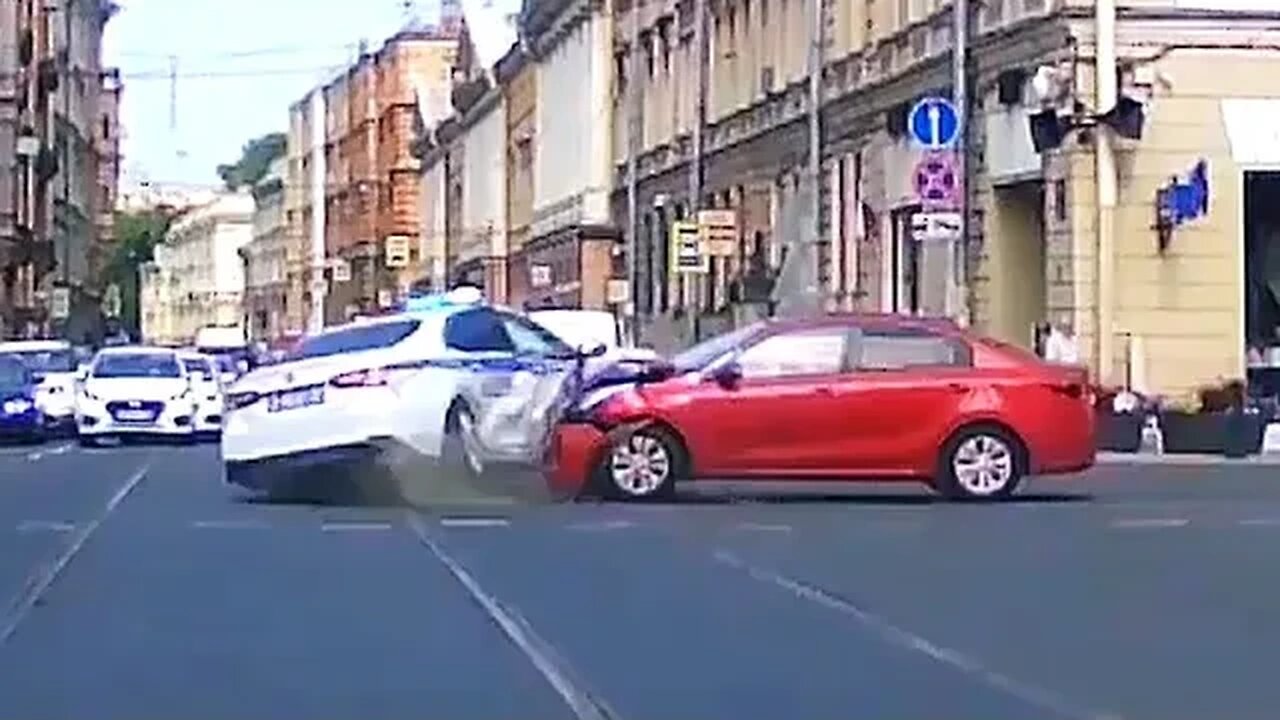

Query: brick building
318,29,460,323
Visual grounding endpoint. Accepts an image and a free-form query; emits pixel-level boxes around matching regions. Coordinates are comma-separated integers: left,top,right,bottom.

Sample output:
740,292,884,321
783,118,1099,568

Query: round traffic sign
908,97,960,149
914,153,959,207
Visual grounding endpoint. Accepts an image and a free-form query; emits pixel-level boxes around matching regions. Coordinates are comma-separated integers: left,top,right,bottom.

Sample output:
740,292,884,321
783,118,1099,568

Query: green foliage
108,209,171,335
216,132,287,190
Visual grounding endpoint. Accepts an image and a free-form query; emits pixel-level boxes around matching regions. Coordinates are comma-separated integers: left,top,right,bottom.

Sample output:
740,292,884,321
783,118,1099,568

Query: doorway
1244,171,1280,396
986,181,1047,348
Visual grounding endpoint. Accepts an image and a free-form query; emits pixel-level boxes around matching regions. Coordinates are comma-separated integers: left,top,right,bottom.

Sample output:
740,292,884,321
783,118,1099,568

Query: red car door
674,326,851,477
830,327,975,475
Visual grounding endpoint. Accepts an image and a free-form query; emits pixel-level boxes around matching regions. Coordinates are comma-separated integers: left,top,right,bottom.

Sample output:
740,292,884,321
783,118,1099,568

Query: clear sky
104,0,435,190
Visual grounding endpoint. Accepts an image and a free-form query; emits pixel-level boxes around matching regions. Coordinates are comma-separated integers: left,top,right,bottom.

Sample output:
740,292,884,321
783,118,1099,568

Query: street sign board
331,260,351,282
606,278,630,304
377,289,394,308
908,96,961,149
911,211,963,242
530,263,552,288
697,209,738,257
50,287,70,320
384,235,411,268
671,221,708,273
914,152,960,209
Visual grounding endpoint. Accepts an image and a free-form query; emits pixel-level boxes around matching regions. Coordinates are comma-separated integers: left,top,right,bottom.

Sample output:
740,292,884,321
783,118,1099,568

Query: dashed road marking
16,521,75,533
407,514,619,720
320,522,394,532
439,517,510,528
566,520,634,532
0,462,149,646
1238,518,1280,527
734,522,793,533
191,520,271,530
1110,518,1189,529
713,549,1115,720
25,441,73,461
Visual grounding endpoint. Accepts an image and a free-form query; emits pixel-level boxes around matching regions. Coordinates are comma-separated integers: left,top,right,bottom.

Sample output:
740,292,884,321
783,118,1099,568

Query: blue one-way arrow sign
908,96,960,149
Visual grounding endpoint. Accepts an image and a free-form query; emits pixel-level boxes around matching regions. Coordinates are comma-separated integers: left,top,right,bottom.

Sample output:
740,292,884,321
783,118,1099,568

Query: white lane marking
24,442,72,462
1238,518,1280,527
566,519,634,532
407,514,618,720
0,463,149,646
320,522,394,532
713,550,1116,720
16,521,75,533
191,520,271,530
734,522,793,533
1110,518,1189,529
439,517,510,528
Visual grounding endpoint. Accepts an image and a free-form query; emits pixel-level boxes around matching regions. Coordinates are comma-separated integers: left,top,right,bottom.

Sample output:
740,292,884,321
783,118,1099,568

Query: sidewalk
1097,452,1280,466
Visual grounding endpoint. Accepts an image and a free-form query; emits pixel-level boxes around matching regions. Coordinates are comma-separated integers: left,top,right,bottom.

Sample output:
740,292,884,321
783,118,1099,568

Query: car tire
594,425,682,502
935,425,1025,501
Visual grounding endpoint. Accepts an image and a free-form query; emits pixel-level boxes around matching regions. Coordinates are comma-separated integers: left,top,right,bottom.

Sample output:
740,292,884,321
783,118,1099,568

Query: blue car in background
0,355,42,441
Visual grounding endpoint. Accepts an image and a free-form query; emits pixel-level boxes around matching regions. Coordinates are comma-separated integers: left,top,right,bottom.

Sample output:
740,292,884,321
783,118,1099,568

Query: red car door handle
947,382,967,393
815,386,835,396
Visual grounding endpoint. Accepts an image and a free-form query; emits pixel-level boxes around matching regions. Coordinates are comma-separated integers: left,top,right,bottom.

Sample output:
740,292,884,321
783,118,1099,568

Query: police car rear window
293,319,420,360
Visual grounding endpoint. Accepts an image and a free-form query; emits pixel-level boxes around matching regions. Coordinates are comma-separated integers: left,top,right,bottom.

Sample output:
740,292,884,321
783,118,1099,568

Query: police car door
444,308,568,463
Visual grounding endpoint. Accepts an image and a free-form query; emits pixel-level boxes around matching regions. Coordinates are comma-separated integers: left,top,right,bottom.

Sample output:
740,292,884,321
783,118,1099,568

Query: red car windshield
669,322,765,372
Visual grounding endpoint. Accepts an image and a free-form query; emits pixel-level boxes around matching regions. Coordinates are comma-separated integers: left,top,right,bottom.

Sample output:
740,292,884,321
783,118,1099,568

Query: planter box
1096,412,1144,452
1159,410,1266,455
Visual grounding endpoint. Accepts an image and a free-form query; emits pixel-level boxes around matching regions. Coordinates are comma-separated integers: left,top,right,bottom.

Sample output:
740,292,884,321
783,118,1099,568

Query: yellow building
618,0,1280,395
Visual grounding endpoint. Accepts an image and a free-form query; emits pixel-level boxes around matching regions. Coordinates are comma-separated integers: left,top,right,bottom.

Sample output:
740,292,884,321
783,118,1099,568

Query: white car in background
76,346,198,446
221,288,598,502
0,339,78,434
529,309,659,375
177,350,226,437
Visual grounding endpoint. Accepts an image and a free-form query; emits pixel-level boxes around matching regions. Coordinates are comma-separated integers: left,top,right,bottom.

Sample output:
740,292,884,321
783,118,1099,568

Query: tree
216,132,287,190
108,209,171,338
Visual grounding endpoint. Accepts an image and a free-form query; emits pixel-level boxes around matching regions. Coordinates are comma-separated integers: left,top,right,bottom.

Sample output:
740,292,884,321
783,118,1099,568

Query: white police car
220,287,600,502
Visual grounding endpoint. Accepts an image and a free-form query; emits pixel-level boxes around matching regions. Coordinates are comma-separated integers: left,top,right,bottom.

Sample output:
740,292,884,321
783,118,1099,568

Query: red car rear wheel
936,425,1026,500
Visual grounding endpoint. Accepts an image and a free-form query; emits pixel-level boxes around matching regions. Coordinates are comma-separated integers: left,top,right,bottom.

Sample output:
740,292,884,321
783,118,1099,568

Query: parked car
546,314,1096,501
177,350,226,438
75,346,199,446
0,339,78,434
0,354,43,441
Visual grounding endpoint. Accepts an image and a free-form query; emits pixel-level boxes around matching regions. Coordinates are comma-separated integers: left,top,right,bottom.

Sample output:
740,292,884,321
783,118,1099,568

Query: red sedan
545,314,1095,501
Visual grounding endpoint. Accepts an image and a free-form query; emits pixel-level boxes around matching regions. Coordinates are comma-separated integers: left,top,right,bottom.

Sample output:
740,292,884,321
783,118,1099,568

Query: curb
1097,452,1280,466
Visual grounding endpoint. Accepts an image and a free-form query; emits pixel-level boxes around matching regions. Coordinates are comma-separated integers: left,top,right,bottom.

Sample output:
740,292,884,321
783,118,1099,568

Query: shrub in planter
1162,380,1264,455
1092,387,1145,452
1096,411,1144,452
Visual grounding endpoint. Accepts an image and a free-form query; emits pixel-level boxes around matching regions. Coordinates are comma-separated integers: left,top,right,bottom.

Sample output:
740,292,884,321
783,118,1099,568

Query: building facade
243,157,287,345
319,28,460,323
140,193,254,345
419,0,618,310
0,0,119,339
614,0,1280,394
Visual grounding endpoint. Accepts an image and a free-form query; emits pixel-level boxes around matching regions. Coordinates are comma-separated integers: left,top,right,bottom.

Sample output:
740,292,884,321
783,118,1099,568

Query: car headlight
3,399,33,414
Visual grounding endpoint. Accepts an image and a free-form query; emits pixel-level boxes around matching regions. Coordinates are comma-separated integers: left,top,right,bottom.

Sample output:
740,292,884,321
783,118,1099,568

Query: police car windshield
291,319,421,360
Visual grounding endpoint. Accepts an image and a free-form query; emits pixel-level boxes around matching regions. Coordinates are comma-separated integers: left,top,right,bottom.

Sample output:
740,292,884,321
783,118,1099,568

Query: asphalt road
0,441,1278,720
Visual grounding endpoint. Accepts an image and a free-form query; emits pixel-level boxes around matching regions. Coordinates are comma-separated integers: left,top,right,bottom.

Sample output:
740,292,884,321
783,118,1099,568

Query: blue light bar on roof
400,286,485,313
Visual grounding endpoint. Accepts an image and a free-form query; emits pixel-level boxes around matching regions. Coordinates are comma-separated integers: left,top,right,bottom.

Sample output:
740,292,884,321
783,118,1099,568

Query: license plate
269,386,325,413
116,409,153,421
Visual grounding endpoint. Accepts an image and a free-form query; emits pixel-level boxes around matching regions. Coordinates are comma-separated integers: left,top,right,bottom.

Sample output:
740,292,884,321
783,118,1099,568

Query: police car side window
499,313,574,356
444,310,516,353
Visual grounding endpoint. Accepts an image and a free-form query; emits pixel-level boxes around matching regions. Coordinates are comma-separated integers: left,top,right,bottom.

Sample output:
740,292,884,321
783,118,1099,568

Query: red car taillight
329,368,390,388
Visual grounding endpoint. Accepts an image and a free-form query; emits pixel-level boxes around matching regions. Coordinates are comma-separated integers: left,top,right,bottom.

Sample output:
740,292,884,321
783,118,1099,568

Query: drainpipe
689,0,706,337
1095,0,1117,383
625,0,641,344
